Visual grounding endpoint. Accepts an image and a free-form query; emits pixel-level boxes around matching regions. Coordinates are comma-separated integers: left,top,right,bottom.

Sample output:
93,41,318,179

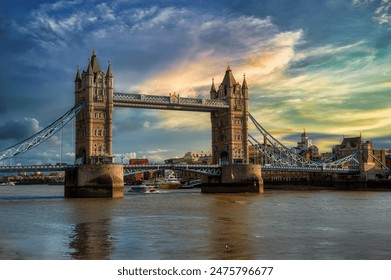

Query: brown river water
1,184,391,260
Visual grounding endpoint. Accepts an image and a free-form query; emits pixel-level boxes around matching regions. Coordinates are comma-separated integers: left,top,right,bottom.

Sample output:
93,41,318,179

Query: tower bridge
68,50,261,197
0,50,380,197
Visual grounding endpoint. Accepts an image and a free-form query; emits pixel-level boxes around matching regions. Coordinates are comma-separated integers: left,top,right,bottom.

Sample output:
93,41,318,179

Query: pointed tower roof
86,59,93,75
222,65,236,87
210,77,217,93
89,49,102,73
106,60,113,77
242,73,248,89
74,65,81,82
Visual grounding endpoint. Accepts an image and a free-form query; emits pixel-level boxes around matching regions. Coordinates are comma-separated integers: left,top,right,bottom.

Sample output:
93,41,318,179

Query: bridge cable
248,112,360,169
0,103,85,161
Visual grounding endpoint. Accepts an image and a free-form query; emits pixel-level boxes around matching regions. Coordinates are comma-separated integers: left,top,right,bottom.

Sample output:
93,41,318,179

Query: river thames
0,184,391,260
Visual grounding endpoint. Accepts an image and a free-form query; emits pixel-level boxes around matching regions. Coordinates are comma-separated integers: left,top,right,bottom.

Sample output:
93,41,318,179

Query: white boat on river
127,184,158,193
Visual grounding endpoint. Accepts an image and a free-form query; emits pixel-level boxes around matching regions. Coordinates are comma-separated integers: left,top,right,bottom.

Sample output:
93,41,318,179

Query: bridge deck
0,164,360,175
113,92,229,112
123,164,221,176
0,165,77,173
261,165,360,174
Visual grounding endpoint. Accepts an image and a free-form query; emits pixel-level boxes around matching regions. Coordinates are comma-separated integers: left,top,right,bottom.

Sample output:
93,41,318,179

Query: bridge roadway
261,165,360,174
0,164,359,175
113,92,229,112
123,164,221,176
0,164,76,173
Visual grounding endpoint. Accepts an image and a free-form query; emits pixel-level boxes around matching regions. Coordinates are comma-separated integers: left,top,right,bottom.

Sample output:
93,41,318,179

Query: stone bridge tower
205,66,263,193
66,50,123,198
210,66,249,164
74,50,114,164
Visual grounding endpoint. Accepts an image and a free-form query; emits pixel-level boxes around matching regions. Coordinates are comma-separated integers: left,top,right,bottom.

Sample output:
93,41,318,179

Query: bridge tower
210,66,249,164
74,50,114,164
65,50,123,198
205,67,263,193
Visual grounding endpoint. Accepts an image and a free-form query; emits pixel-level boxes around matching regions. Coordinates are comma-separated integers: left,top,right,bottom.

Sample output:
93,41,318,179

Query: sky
1,0,391,164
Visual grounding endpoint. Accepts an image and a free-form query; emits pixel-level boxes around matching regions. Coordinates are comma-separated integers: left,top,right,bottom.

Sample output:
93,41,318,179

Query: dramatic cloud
136,17,302,96
0,118,41,142
1,0,391,164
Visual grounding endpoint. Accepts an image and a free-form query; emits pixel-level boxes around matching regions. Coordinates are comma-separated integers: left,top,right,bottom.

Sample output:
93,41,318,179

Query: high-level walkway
113,92,229,112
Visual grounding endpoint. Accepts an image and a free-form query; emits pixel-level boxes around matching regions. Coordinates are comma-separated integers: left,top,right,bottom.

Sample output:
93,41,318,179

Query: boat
127,184,158,193
180,179,202,189
145,186,158,193
1,182,15,186
128,184,147,193
156,174,181,189
48,177,65,185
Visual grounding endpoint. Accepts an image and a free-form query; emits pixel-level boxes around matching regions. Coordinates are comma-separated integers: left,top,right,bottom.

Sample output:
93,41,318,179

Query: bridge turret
242,74,248,96
242,74,249,162
220,65,236,98
74,66,81,91
105,61,114,159
90,49,102,73
86,58,94,88
210,78,217,99
106,61,113,78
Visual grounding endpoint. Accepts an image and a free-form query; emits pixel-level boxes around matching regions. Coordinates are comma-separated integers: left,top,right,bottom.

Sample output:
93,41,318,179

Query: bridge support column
202,164,263,193
65,164,124,198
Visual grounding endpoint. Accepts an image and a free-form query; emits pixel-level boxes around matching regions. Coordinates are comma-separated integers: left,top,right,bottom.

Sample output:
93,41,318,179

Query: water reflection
65,198,118,260
207,194,256,259
3,185,391,259
69,219,114,260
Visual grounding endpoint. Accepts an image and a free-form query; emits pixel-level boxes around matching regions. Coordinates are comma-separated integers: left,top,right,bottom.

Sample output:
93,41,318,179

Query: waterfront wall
263,172,391,190
65,164,124,198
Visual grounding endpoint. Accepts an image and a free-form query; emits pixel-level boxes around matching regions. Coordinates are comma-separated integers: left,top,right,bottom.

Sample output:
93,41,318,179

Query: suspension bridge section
248,113,361,174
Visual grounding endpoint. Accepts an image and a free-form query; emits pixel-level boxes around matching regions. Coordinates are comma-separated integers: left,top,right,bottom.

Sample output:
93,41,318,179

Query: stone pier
201,164,263,193
65,164,124,198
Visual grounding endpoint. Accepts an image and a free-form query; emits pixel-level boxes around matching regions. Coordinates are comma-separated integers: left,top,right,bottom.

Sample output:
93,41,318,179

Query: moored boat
179,179,202,189
157,174,181,189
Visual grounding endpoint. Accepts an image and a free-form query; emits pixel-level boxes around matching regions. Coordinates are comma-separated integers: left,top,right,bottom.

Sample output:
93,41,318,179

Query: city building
333,136,362,159
165,151,212,165
183,151,212,164
292,130,319,160
332,135,389,171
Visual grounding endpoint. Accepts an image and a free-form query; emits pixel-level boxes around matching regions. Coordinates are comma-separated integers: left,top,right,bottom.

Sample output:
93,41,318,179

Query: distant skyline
1,0,391,164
